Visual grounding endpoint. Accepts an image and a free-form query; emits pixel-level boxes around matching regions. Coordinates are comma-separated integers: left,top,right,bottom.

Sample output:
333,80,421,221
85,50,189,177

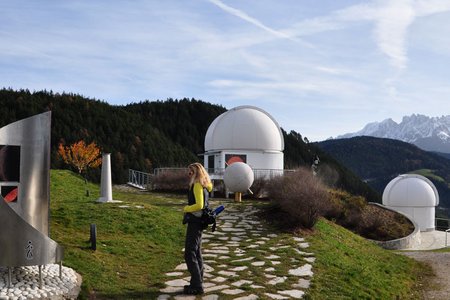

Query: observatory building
203,105,284,178
383,174,439,232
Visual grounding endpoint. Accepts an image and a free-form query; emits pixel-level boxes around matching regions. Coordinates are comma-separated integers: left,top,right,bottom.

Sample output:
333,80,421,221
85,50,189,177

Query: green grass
49,170,431,299
50,170,186,299
305,219,432,299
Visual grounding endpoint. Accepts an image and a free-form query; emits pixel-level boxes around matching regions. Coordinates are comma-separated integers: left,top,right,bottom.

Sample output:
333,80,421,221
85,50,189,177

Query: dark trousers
184,221,203,288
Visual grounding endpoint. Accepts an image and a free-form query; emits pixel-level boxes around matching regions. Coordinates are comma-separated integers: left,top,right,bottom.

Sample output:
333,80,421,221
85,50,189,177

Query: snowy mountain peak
338,114,450,153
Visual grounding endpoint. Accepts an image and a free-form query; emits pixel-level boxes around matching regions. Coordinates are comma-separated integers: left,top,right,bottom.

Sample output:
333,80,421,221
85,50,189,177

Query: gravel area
0,264,81,300
400,251,450,299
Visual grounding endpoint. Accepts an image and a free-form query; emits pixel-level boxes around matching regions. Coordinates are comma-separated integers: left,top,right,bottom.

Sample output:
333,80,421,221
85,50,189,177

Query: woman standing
183,163,212,295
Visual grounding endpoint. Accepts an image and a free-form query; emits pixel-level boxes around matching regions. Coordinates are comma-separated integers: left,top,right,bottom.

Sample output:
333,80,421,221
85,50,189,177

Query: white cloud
372,0,415,70
282,0,450,70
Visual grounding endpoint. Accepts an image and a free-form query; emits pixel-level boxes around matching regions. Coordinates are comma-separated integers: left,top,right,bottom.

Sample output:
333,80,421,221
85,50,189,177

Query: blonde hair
188,162,211,188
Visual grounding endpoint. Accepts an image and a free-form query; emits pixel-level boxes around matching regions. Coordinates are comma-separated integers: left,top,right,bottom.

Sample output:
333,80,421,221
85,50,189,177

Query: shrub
266,168,329,229
316,163,340,188
326,190,366,228
248,177,269,199
326,190,414,241
151,169,189,192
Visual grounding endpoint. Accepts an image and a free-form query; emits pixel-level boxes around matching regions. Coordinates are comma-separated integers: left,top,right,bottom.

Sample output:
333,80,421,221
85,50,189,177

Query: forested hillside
124,100,226,155
0,88,378,202
317,136,450,213
0,89,201,182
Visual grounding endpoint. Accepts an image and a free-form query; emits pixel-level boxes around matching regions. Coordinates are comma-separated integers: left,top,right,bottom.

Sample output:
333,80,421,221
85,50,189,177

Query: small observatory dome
383,174,439,231
205,106,284,152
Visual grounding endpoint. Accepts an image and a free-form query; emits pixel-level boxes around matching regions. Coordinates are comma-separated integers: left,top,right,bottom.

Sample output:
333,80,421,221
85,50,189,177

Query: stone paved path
157,202,315,299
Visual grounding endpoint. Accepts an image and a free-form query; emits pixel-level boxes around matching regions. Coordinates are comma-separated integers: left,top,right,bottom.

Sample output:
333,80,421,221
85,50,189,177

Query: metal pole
59,261,63,279
8,267,12,288
39,265,43,289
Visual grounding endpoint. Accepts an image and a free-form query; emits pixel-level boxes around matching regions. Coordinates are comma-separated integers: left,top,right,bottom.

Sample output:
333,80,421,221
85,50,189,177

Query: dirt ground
401,251,450,299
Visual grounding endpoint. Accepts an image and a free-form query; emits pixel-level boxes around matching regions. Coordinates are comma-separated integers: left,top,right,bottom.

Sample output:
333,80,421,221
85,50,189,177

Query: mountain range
338,114,450,154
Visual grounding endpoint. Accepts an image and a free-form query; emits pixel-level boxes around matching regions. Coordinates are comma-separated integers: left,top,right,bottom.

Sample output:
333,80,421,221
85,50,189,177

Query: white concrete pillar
97,153,113,203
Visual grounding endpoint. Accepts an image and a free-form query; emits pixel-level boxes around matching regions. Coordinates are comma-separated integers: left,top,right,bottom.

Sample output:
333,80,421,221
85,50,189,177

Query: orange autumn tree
58,140,102,196
58,140,102,177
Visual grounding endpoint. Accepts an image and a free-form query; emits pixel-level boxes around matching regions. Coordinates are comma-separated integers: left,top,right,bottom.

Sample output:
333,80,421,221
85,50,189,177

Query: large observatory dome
383,174,439,207
205,106,284,152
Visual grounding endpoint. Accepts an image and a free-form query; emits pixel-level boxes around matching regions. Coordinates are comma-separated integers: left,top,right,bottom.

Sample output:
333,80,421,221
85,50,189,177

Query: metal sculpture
0,112,64,286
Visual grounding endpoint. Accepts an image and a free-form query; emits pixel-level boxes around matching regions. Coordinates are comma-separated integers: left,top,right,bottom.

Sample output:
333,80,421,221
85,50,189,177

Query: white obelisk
97,153,114,203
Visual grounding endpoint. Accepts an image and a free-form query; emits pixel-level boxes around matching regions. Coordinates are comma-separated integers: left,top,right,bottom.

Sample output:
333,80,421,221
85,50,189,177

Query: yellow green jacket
184,182,213,213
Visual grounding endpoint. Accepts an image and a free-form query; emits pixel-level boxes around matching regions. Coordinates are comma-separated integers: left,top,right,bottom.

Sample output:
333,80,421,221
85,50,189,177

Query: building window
225,154,247,166
208,155,215,171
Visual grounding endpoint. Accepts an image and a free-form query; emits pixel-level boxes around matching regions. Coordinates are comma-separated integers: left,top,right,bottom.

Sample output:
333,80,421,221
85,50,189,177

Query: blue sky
2,0,450,141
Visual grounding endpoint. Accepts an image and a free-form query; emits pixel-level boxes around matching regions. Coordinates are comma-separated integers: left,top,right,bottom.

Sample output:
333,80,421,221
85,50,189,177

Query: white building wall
389,206,435,232
204,150,284,179
206,150,283,170
245,152,283,170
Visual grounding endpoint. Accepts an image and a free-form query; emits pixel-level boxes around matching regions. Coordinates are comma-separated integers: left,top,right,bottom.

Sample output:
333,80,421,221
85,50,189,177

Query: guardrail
128,167,295,190
435,218,450,231
207,168,289,179
128,169,152,189
446,229,450,247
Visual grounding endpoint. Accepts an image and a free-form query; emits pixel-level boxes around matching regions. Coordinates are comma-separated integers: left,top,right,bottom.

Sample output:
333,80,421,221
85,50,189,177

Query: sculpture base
96,197,122,203
0,264,82,299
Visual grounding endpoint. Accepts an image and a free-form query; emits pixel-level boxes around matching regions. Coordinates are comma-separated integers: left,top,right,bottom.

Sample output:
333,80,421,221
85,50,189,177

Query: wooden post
234,192,242,202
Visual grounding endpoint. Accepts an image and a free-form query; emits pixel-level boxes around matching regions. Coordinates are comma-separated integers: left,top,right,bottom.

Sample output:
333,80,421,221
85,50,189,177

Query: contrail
208,0,296,41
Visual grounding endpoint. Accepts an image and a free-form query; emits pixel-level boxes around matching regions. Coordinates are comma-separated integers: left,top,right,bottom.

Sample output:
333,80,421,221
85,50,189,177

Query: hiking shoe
183,285,204,295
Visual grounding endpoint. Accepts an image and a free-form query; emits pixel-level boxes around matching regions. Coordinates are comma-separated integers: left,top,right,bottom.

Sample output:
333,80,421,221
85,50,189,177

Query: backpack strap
203,187,209,209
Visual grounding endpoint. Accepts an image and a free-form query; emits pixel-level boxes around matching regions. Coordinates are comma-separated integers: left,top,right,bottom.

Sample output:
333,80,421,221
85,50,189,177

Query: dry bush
326,190,367,229
359,205,414,241
266,168,329,229
326,190,414,241
316,163,340,188
151,169,189,192
249,177,269,199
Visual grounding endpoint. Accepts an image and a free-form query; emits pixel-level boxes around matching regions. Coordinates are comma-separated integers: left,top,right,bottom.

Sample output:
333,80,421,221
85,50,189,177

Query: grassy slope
49,170,430,299
50,170,186,299
306,219,432,299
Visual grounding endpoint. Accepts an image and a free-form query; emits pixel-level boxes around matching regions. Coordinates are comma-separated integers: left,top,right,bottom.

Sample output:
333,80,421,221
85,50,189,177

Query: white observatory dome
383,174,439,207
205,106,284,152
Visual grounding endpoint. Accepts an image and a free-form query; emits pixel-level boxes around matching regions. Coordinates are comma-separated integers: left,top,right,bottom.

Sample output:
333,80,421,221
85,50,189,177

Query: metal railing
153,167,188,176
127,167,295,190
446,229,450,247
207,168,289,180
128,169,152,189
435,218,450,231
